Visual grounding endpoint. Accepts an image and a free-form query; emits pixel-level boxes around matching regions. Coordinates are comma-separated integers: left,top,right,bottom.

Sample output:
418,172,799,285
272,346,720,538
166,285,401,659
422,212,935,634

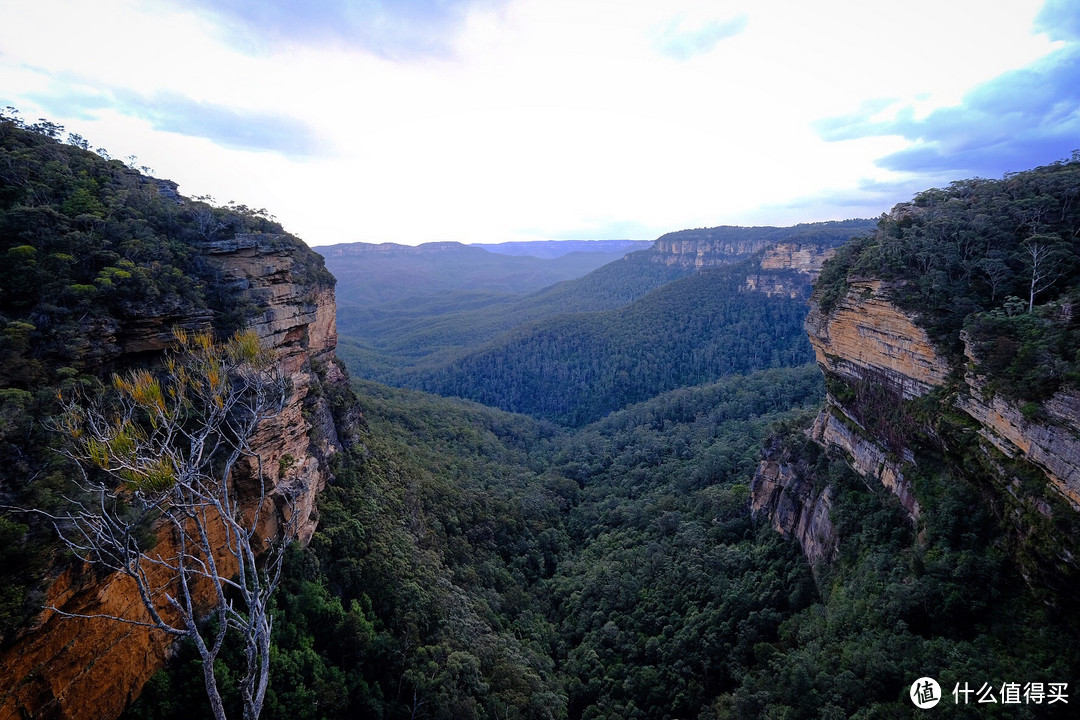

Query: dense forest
817,155,1080,402
331,222,875,391
128,365,1080,719
0,113,332,642
413,265,815,425
4,112,1080,719
333,249,694,382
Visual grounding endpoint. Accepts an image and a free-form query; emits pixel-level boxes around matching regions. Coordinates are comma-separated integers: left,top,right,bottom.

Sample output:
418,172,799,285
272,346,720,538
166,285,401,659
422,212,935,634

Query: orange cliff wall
754,276,1080,565
0,234,344,720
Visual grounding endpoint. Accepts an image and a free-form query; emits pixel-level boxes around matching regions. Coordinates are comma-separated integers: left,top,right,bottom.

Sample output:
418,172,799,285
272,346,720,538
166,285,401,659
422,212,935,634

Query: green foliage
726,431,1080,720
0,115,333,644
125,366,827,719
119,365,1080,719
6,109,1076,718
334,250,693,384
333,221,874,393
412,265,815,426
816,158,1080,402
965,303,1080,401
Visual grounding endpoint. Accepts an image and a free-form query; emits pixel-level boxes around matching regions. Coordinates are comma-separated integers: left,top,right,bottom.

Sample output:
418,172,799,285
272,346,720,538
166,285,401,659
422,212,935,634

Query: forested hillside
333,222,873,391
413,264,814,425
127,367,826,719
335,249,693,381
128,364,1080,719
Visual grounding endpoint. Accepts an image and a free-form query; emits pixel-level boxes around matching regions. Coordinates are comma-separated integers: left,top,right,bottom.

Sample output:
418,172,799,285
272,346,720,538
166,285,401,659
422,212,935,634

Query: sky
2,0,1079,247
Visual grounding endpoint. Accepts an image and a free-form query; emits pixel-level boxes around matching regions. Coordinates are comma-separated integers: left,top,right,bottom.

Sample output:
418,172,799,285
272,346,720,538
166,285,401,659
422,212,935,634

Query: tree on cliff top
42,329,294,720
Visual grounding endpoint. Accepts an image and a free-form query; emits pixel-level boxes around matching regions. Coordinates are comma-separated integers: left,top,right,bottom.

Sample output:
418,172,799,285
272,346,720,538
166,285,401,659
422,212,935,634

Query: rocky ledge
751,455,838,567
0,234,343,720
756,277,1080,571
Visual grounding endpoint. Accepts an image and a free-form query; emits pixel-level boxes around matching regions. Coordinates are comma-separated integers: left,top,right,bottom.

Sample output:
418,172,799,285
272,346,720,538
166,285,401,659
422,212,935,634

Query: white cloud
0,0,1067,245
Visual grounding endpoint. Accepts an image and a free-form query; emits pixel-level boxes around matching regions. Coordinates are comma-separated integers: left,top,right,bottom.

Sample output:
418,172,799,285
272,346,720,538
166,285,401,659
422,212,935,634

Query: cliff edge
752,162,1080,592
0,234,345,720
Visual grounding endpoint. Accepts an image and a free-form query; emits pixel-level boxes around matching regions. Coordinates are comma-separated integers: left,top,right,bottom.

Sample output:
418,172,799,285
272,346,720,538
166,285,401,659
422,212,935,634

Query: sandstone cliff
754,272,1080,587
647,220,872,272
743,242,836,298
804,279,949,398
0,234,343,720
646,223,871,300
750,452,837,567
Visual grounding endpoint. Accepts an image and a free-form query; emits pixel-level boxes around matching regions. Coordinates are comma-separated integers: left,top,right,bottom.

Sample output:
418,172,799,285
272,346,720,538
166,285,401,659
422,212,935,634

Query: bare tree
42,329,295,720
1020,233,1074,312
190,198,226,240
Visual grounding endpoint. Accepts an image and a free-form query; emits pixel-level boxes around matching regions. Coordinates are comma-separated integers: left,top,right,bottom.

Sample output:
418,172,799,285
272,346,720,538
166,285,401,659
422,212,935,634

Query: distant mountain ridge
321,240,643,307
469,239,653,258
332,220,879,405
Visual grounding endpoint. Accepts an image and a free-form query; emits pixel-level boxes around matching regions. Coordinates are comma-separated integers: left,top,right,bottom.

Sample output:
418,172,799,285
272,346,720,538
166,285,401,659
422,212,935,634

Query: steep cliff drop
0,234,345,720
644,221,874,300
754,251,1080,594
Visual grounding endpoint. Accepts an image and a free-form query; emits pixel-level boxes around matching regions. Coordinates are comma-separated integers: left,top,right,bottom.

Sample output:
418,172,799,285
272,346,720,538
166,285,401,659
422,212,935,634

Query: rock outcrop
0,234,343,720
651,232,774,269
959,355,1080,511
810,403,920,519
744,243,837,298
646,220,874,274
759,242,835,275
804,279,949,399
755,269,1080,576
751,455,837,567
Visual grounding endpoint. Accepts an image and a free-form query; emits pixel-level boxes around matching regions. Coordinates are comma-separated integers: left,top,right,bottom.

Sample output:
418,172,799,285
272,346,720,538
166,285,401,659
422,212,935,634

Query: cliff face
649,228,843,299
754,273,1080,582
651,233,774,269
751,454,837,567
0,234,343,720
958,360,1080,512
744,243,836,298
646,220,874,276
804,280,948,398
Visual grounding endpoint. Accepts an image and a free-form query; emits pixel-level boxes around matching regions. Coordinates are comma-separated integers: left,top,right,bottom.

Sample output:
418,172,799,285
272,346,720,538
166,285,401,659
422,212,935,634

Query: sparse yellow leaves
56,325,282,497
228,329,272,368
119,456,175,492
87,438,110,469
114,369,166,414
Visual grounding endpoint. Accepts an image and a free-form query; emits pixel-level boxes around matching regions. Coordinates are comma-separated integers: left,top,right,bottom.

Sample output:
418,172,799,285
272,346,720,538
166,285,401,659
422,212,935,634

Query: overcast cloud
0,0,1075,246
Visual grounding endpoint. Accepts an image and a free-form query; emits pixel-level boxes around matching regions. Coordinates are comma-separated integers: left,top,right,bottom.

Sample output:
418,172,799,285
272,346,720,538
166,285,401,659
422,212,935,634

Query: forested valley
132,157,1080,718
2,114,1079,720
128,362,1080,719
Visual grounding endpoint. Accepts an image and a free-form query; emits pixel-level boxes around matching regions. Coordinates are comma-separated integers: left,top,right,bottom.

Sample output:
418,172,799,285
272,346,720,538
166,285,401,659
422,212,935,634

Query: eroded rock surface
0,234,343,720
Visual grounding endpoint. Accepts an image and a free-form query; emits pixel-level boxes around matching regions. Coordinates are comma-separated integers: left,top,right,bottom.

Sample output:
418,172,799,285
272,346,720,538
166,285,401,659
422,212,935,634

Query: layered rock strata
810,403,920,519
756,275,1080,566
804,280,948,398
744,243,835,298
751,458,838,566
959,380,1080,512
0,234,342,720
